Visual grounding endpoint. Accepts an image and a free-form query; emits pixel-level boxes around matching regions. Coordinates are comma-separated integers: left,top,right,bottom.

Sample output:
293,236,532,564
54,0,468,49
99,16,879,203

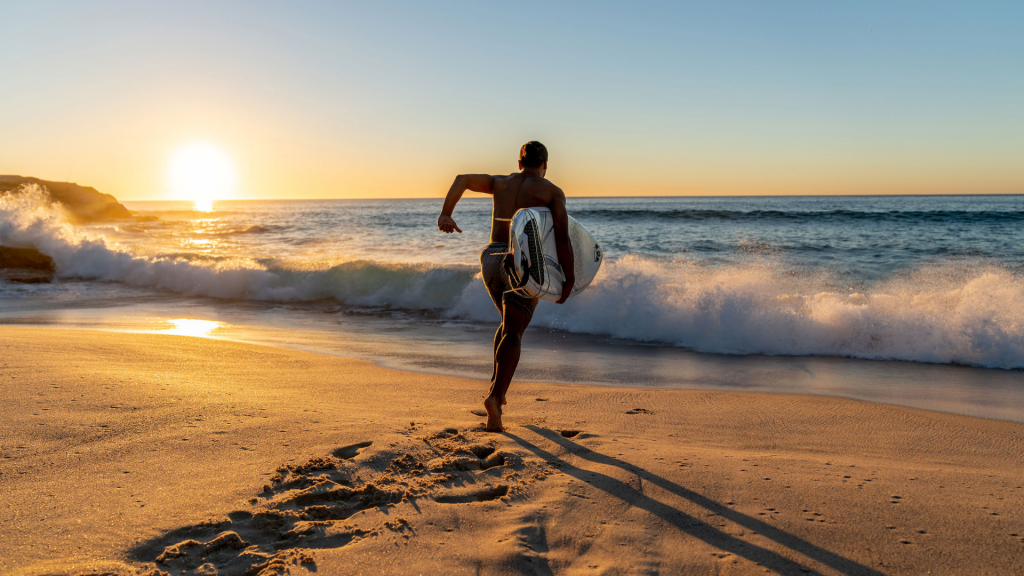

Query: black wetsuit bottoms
480,242,539,322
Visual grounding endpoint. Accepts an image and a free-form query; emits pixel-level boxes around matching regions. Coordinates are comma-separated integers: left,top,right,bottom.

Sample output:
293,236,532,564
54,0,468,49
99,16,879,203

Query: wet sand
1,326,1022,575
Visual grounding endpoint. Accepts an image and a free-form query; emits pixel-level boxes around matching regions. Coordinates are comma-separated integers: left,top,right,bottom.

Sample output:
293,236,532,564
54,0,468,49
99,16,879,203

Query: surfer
437,141,575,432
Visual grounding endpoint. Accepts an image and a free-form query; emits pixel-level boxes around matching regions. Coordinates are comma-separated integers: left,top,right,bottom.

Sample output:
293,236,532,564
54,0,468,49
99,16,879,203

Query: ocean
2,188,1023,420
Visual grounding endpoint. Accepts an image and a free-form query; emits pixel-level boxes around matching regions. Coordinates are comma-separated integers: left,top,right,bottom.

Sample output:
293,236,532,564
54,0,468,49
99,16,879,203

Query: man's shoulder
494,173,563,199
490,173,519,189
528,177,563,197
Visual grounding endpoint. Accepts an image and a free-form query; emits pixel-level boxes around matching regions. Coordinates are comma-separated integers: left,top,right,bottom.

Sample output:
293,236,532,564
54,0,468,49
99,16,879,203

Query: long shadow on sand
511,426,887,576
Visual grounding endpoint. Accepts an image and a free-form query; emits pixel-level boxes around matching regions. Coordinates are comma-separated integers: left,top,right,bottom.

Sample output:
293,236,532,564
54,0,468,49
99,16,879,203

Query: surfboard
505,207,603,302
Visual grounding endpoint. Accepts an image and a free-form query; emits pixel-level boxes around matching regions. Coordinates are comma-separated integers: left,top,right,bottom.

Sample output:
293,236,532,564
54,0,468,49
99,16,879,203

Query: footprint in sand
331,441,373,460
137,427,527,575
469,445,495,458
479,453,506,471
434,485,509,503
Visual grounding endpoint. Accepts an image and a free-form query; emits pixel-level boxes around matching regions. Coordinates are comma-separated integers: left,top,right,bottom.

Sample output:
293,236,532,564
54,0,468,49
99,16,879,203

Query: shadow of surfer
437,141,575,432
508,426,888,576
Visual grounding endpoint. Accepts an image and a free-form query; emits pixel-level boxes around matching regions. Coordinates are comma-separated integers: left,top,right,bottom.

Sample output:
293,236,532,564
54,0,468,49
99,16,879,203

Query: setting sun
168,143,236,211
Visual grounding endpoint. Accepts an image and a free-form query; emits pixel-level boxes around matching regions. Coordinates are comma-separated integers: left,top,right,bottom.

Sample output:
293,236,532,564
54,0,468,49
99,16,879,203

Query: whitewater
1,186,1023,370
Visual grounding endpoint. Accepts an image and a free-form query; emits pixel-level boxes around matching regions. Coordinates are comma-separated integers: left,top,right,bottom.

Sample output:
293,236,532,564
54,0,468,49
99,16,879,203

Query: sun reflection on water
193,199,215,212
164,319,223,337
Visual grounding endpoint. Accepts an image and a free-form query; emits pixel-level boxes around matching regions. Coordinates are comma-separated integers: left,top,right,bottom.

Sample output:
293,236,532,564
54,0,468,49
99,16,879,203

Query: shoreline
3,312,1024,425
1,326,1023,575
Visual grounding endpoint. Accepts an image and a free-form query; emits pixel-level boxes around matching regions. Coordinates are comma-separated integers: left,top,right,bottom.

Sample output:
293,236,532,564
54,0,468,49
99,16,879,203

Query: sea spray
522,255,1024,368
1,187,479,307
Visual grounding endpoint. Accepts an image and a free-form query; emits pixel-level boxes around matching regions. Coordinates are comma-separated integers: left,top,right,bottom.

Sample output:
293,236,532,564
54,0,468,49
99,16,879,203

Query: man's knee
501,306,531,338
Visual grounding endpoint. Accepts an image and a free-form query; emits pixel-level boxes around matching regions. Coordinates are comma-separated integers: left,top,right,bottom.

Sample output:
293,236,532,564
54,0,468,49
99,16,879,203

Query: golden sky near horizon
2,2,1021,201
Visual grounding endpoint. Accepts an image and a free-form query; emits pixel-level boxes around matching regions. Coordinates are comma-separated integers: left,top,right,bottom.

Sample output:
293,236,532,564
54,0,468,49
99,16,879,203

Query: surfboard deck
507,207,602,302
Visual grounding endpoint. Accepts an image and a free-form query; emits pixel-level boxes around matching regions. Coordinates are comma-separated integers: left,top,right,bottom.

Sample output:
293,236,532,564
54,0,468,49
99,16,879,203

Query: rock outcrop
0,246,55,283
0,175,132,222
0,246,54,270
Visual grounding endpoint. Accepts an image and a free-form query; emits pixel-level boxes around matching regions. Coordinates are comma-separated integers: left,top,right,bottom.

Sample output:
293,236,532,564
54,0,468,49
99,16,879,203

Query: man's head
519,141,548,174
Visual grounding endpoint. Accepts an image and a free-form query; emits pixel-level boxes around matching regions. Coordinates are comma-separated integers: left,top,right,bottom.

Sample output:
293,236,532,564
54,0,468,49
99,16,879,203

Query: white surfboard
505,207,602,302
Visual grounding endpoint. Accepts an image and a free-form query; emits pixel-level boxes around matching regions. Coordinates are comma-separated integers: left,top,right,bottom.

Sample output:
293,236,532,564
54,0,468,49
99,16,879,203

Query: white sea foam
3,188,1023,369
0,187,477,307
518,256,1024,369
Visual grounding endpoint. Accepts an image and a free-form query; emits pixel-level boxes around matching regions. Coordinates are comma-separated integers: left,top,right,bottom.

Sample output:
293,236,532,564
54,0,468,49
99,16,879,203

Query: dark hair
519,141,548,169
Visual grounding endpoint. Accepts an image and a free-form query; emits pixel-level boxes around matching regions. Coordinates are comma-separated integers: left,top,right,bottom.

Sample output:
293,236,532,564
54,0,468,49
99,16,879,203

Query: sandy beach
5,1,1022,574
1,326,1022,575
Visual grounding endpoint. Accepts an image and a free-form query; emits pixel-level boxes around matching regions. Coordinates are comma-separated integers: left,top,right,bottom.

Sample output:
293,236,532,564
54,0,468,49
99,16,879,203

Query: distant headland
0,175,131,222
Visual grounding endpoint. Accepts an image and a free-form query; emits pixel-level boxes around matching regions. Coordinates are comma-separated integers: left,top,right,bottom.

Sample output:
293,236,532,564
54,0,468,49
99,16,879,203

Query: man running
437,141,575,432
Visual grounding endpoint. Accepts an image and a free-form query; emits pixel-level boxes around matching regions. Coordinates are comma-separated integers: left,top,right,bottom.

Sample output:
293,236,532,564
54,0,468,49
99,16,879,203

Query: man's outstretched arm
548,188,575,304
438,174,494,233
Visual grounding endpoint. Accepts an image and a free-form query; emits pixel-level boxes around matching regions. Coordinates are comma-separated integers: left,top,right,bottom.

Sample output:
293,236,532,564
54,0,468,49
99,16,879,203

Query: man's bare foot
483,392,507,406
483,395,504,432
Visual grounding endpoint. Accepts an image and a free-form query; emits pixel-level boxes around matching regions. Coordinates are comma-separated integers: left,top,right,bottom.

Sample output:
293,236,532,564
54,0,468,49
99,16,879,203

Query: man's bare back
486,172,563,242
436,142,575,431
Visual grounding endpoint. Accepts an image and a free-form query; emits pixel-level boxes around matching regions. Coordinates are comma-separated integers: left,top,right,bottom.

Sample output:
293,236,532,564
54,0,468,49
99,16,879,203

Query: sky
1,0,1021,200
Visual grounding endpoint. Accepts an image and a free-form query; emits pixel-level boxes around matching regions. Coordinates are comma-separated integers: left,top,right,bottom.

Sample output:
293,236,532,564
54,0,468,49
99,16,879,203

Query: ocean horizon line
118,192,1024,203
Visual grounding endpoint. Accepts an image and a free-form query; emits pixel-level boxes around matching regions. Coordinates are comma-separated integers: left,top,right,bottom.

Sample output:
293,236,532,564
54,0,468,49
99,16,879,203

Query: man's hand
556,278,574,304
548,187,575,304
438,174,493,234
437,214,462,234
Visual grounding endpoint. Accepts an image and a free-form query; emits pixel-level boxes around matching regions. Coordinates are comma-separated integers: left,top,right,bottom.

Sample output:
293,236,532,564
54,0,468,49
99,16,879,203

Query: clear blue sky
2,0,1021,199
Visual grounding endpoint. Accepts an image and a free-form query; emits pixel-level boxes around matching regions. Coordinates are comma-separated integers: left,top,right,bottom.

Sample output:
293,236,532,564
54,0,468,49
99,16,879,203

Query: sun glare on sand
163,319,223,337
168,143,236,212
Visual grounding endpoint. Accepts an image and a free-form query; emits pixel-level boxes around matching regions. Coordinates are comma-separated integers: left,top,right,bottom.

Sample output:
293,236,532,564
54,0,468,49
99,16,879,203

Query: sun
168,143,236,211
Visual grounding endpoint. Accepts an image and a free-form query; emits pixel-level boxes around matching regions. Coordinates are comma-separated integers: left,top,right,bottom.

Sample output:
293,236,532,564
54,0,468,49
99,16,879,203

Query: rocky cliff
0,175,132,222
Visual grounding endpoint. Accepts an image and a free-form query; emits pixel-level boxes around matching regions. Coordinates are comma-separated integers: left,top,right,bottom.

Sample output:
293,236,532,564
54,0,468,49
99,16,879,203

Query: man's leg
480,245,506,391
484,304,530,432
490,321,503,386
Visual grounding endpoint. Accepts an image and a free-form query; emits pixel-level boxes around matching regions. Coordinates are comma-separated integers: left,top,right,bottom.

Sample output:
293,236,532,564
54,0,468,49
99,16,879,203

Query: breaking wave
0,187,476,308
3,187,1023,369
190,224,284,236
469,256,1024,369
